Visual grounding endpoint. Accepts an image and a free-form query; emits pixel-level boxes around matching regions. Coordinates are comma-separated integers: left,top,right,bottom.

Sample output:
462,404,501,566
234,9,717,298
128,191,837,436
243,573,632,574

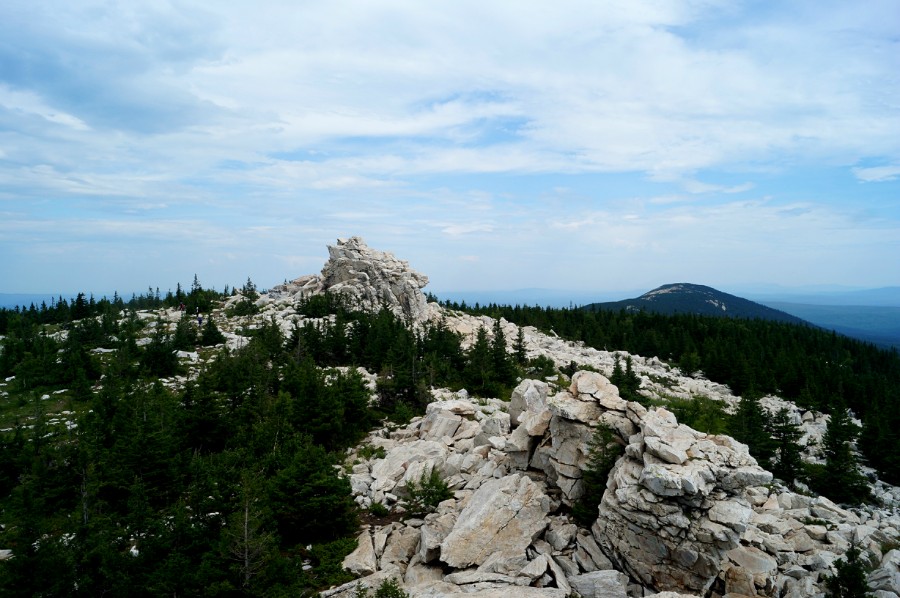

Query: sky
1,0,898,300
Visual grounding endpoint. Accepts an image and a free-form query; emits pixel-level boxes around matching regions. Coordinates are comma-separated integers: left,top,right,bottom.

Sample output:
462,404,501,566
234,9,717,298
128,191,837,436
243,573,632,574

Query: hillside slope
585,283,809,325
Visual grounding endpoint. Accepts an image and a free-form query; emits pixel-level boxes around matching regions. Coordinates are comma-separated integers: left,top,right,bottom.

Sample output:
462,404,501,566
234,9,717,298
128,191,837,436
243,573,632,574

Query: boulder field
326,372,900,597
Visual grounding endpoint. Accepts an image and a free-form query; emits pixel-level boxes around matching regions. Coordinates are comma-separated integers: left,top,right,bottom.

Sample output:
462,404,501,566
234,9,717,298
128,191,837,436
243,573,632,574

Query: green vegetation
1,277,897,594
354,578,411,598
572,423,624,525
0,287,546,595
769,408,804,486
401,468,454,517
655,394,729,436
609,353,642,403
729,392,776,469
807,402,871,504
823,543,873,598
368,501,389,517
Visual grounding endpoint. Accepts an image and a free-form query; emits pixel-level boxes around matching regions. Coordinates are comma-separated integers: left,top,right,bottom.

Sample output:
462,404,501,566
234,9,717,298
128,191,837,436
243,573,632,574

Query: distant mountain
761,302,900,349
583,283,808,325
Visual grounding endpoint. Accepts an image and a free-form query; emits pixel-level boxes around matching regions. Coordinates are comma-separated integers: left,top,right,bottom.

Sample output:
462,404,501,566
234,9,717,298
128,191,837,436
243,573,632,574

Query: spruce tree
514,326,527,365
729,391,774,469
770,408,803,486
490,319,515,388
200,316,226,346
464,326,493,395
815,402,871,504
824,543,872,598
573,422,623,525
610,354,641,402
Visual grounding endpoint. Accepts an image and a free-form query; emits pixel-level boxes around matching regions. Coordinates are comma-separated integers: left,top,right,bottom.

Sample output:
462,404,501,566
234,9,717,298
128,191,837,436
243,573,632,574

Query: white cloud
0,84,90,131
0,0,898,293
441,223,495,236
852,165,900,182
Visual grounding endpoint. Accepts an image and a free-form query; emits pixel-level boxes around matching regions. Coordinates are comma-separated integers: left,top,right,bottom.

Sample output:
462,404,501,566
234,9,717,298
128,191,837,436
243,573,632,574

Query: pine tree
770,408,803,485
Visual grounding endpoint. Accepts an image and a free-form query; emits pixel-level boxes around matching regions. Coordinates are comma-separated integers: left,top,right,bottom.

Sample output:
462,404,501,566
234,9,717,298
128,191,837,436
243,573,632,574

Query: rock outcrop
265,236,432,324
326,362,900,598
594,404,772,595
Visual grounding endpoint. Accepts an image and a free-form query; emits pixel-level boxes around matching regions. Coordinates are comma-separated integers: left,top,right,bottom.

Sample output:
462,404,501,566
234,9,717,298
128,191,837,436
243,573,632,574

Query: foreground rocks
322,364,900,598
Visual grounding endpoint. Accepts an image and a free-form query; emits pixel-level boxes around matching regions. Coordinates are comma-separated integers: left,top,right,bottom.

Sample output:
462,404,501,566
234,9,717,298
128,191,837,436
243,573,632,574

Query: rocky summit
267,236,433,325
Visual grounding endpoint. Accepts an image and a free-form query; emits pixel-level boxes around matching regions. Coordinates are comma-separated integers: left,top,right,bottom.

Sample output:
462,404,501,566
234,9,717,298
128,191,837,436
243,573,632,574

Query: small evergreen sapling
573,422,624,525
824,543,872,598
354,578,411,598
401,467,453,517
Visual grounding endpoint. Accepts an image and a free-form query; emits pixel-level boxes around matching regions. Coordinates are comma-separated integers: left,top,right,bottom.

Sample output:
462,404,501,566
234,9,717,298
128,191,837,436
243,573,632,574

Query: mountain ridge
583,282,809,326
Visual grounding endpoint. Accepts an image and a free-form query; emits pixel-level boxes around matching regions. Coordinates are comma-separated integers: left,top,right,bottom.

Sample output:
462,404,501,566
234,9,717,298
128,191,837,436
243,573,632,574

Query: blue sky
1,0,898,298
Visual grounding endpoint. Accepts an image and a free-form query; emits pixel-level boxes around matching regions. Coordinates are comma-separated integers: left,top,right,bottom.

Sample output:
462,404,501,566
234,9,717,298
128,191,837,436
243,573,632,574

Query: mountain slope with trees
585,283,809,324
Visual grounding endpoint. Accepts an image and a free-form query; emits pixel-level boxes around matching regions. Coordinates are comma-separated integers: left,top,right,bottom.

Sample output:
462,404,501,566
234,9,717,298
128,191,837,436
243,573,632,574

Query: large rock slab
343,530,377,576
510,379,550,426
568,570,629,598
571,370,629,412
440,474,551,568
415,586,567,598
370,440,448,494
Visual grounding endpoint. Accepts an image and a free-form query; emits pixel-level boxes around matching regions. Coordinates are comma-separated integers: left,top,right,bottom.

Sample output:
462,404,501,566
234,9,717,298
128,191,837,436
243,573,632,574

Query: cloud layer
1,1,898,294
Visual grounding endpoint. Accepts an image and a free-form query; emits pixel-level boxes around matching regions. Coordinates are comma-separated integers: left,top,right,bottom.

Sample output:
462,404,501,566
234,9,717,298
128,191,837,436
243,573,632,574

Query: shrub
664,394,729,435
354,578,411,598
305,537,358,589
527,355,557,379
358,444,387,460
401,468,453,517
226,299,260,317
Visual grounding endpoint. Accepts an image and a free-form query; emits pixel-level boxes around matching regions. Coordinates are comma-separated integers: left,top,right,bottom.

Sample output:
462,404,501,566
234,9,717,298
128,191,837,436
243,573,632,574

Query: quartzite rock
439,474,551,569
594,406,772,595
